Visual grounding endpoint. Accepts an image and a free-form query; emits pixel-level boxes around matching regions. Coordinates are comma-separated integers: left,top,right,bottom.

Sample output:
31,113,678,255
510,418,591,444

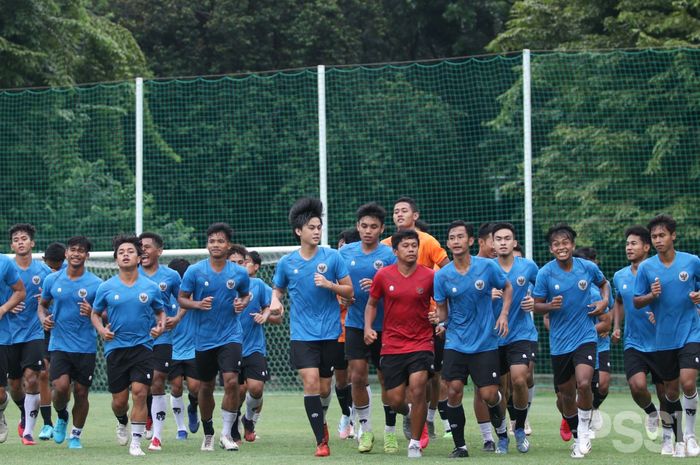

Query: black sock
438,399,449,420
56,408,69,422
203,418,215,436
304,395,325,445
116,414,128,426
487,402,504,430
513,406,528,430
231,409,241,440
507,395,516,422
564,414,579,439
335,385,351,417
40,405,52,426
665,397,682,441
188,393,198,409
14,399,25,427
384,404,397,427
643,402,657,415
147,393,153,421
593,389,608,409
446,403,466,448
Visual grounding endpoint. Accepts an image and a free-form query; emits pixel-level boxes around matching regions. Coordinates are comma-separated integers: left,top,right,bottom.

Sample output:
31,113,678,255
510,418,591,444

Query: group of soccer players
0,198,698,460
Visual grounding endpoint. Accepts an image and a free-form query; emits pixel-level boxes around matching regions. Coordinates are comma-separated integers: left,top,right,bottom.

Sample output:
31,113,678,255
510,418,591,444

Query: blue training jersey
339,241,396,331
9,259,51,344
240,277,272,357
614,265,655,352
180,259,250,351
634,251,700,350
0,255,21,345
492,256,539,346
171,305,195,361
42,269,102,353
589,283,612,359
533,257,606,356
139,265,181,346
93,274,165,358
273,247,349,341
434,256,507,354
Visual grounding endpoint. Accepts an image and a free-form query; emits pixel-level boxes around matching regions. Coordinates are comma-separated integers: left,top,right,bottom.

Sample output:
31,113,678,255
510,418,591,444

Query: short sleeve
170,273,181,300
433,271,446,304
333,252,349,280
180,265,197,294
273,258,288,289
369,270,385,300
532,268,549,299
151,287,165,312
41,273,55,300
527,260,539,285
488,260,507,289
1,259,20,287
262,283,273,308
93,283,108,313
237,271,250,295
634,263,650,297
427,236,448,265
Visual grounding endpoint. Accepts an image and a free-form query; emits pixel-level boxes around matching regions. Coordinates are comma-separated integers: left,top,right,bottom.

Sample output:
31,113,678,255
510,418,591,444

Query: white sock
170,395,186,432
479,422,494,442
442,418,451,431
151,394,167,440
23,393,40,437
355,403,372,432
496,418,507,435
578,408,591,436
385,425,396,433
70,426,82,438
427,408,436,423
320,393,332,423
682,391,698,438
245,392,263,421
131,422,145,445
222,410,237,437
409,438,421,448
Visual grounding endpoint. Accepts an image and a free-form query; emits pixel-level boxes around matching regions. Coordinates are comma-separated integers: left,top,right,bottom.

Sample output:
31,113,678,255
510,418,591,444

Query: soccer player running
91,235,166,456
270,197,353,457
7,223,52,445
429,221,512,458
610,226,669,448
339,203,396,453
365,229,435,458
634,214,700,458
532,224,609,459
138,232,182,450
492,223,538,453
0,252,26,444
37,236,102,449
178,223,251,452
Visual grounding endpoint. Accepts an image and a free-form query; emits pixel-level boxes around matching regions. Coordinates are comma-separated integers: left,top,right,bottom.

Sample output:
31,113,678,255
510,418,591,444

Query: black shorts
624,348,662,384
43,331,51,361
433,333,445,372
551,342,596,386
598,350,611,373
290,340,340,378
529,341,538,363
168,358,199,381
195,343,242,382
7,339,46,379
442,348,500,388
335,342,348,371
49,351,96,387
106,345,153,393
152,344,172,374
238,352,271,384
345,327,381,369
380,351,434,391
498,340,533,376
0,345,8,387
655,343,700,382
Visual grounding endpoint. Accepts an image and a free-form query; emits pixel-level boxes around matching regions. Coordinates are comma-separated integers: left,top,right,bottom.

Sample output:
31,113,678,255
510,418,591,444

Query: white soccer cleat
673,442,686,458
578,435,592,455
661,436,674,455
686,436,700,457
219,434,239,451
129,443,146,456
645,412,659,440
0,413,7,443
201,434,214,451
116,423,129,446
338,415,354,439
570,443,584,459
590,409,603,431
407,443,422,458
588,430,596,439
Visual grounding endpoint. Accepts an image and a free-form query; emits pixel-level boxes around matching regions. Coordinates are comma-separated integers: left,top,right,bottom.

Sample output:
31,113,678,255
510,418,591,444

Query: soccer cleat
219,434,239,451
68,437,82,449
590,409,603,431
176,430,188,440
54,418,68,444
673,442,686,458
482,439,496,452
686,436,700,457
448,446,469,458
403,415,411,440
116,423,129,446
39,424,54,440
515,428,529,453
570,443,584,459
201,434,214,451
645,412,659,440
17,421,24,438
443,430,453,439
21,434,36,445
560,418,572,442
358,431,374,453
524,420,532,436
148,437,162,451
338,415,353,439
661,436,674,455
242,415,257,442
188,404,200,434
495,435,509,454
588,429,596,439
129,443,145,456
384,431,399,453
407,443,422,458
145,418,153,440
427,420,437,439
322,422,329,444
0,413,7,443
419,422,430,449
314,442,330,457
578,435,592,455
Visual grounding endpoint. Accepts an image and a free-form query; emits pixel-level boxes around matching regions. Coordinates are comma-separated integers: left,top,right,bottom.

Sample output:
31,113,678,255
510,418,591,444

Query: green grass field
0,390,687,464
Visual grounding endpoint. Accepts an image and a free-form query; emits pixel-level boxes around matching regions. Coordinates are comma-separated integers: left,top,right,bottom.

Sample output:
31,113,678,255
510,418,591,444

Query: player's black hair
168,258,191,278
573,247,597,261
337,228,361,247
247,251,262,267
206,222,234,242
394,196,418,212
624,225,651,245
228,243,248,259
138,232,164,249
356,202,387,224
513,243,524,254
478,222,494,240
44,242,66,262
112,234,142,259
446,220,474,240
546,223,577,244
9,223,36,240
492,222,517,239
415,219,431,233
289,197,323,239
391,229,420,250
647,214,676,235
66,236,92,252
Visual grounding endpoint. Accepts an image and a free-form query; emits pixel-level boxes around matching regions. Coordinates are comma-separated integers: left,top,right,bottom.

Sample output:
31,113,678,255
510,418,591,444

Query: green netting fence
2,48,700,391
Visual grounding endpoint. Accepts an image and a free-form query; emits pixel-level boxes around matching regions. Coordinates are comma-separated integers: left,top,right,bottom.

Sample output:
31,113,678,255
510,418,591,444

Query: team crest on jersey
32,275,40,285
226,279,235,289
578,280,588,291
475,280,485,290
416,287,424,295
516,276,526,287
679,271,689,282
159,282,167,292
78,288,88,298
373,260,384,270
317,263,328,273
139,292,149,303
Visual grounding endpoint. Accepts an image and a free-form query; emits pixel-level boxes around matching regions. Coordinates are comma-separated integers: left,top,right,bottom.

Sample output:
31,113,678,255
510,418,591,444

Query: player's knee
680,377,697,396
24,370,39,390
